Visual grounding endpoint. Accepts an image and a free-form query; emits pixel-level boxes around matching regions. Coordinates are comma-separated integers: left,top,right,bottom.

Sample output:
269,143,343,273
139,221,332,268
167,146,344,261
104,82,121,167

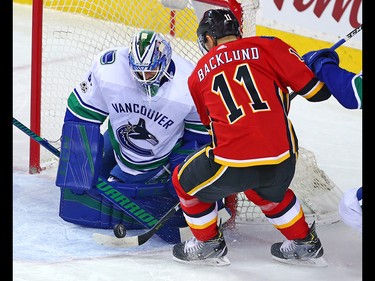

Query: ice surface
13,3,362,281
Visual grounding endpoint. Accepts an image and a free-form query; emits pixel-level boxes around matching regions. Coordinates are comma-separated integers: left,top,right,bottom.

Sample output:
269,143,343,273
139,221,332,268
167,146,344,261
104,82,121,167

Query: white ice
13,3,362,281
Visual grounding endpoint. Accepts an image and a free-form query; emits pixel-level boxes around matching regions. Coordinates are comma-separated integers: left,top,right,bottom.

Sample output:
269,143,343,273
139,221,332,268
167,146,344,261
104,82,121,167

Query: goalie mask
129,30,173,98
197,9,242,55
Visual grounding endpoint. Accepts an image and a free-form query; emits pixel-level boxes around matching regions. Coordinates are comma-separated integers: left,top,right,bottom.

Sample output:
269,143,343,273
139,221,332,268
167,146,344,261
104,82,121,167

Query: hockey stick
290,24,362,100
93,202,181,247
13,117,181,246
330,24,362,50
13,117,61,157
93,203,232,247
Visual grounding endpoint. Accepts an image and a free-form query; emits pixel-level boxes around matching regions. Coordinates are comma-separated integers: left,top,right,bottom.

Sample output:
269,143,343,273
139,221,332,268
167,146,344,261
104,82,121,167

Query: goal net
30,0,342,225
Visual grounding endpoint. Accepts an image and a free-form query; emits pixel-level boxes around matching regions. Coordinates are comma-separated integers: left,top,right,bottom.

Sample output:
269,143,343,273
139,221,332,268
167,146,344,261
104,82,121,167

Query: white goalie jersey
66,46,208,174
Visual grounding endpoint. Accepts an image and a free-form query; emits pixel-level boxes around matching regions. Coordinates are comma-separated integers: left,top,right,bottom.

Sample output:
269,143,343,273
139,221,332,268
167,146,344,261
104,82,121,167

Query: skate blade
272,255,328,267
173,256,231,266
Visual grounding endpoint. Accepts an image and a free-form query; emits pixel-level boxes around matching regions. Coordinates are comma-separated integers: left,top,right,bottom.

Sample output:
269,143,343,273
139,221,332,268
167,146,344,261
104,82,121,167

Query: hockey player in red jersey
170,9,332,266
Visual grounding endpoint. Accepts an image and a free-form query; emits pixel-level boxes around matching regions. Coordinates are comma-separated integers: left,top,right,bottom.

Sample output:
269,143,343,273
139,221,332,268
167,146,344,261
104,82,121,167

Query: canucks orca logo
117,118,158,156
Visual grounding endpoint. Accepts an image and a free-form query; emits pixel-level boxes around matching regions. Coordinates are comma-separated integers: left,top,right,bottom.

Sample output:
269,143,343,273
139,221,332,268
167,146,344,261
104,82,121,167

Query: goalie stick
13,117,182,246
290,24,362,100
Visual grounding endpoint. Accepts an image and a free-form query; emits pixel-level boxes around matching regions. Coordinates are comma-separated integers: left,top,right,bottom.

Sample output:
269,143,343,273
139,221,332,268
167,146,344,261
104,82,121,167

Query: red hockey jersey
188,36,331,167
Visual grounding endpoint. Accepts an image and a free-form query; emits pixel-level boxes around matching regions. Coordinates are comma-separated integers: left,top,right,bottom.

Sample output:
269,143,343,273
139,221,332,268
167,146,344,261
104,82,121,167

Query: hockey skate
270,221,327,267
172,227,230,266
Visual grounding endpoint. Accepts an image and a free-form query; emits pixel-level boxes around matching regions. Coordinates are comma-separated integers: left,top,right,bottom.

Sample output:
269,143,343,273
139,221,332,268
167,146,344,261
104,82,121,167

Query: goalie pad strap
56,122,103,191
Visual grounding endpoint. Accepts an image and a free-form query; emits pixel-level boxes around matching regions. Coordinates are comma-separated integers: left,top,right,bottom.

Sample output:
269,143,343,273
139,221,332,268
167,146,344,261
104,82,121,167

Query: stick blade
93,233,140,247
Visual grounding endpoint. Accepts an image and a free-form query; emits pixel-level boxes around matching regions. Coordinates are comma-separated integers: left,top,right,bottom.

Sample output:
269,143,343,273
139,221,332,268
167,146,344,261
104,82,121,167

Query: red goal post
29,0,258,173
29,0,342,225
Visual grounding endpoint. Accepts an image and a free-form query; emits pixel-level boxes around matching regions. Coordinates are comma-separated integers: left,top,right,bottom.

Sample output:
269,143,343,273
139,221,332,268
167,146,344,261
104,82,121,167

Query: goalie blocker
56,122,231,243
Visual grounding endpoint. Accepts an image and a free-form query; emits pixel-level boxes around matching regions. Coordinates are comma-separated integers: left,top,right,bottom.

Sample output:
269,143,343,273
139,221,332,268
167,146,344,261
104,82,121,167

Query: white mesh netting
35,0,341,224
